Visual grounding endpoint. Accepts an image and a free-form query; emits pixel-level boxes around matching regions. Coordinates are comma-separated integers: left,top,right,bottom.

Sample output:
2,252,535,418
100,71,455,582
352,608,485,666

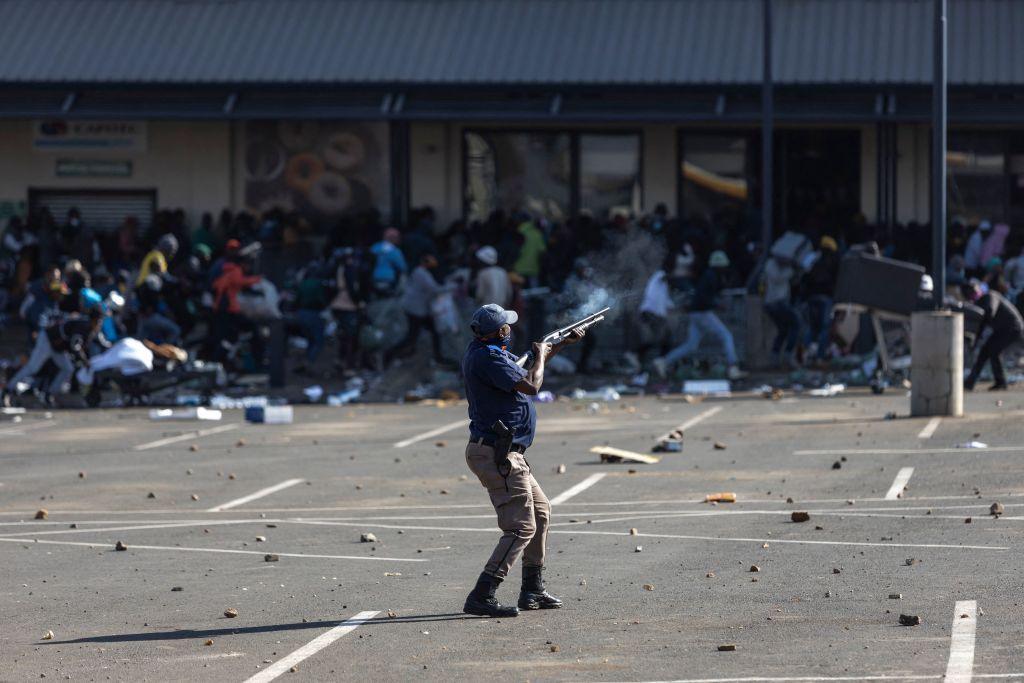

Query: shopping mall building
0,0,1023,242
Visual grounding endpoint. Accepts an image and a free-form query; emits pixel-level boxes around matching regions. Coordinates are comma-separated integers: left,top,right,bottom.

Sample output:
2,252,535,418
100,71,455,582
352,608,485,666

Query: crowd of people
1,201,1021,405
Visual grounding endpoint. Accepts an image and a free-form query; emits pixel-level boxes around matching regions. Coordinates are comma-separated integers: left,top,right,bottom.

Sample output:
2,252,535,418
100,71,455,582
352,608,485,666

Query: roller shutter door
28,189,156,231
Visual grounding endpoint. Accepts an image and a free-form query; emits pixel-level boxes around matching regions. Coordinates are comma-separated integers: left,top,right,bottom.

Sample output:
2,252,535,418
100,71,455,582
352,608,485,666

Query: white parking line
0,537,427,561
393,419,469,448
918,416,942,439
243,610,380,683
946,600,978,683
0,420,57,437
549,473,607,505
133,424,238,451
207,478,304,512
884,467,915,500
287,519,1008,551
795,446,1024,456
656,406,723,442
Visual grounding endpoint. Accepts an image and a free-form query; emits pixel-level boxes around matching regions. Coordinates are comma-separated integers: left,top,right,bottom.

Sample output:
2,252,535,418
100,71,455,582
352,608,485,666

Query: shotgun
514,307,610,368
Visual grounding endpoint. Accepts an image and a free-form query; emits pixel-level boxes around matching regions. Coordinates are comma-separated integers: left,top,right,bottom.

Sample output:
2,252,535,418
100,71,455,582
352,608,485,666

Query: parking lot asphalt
2,390,1023,682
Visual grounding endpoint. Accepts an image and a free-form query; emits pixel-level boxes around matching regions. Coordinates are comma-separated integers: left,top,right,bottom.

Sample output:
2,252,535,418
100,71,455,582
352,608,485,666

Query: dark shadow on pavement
47,613,482,645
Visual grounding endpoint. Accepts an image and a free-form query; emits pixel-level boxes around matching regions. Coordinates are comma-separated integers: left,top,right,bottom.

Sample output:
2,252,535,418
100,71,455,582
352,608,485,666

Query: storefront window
464,131,571,223
947,132,1006,225
244,121,390,229
681,133,754,233
579,134,641,220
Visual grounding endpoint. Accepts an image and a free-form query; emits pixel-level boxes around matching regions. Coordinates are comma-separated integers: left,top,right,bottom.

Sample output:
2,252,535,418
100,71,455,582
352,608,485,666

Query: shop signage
32,120,147,153
56,159,133,177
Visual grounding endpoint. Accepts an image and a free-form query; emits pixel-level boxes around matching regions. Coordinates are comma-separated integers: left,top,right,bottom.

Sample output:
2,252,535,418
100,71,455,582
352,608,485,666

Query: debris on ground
387,609,397,618
832,567,841,574
549,645,560,653
653,429,684,452
706,572,715,578
255,536,266,542
990,502,1004,516
360,533,377,543
713,442,727,450
791,511,811,523
808,383,845,397
749,565,760,572
956,441,988,449
189,445,199,452
34,509,47,520
717,644,737,651
245,405,294,424
555,464,567,474
115,541,128,551
303,385,324,403
571,386,621,402
965,517,972,523
77,471,86,479
204,639,214,646
905,558,920,566
224,608,238,618
235,439,247,447
149,407,222,421
899,614,921,626
884,412,898,420
147,492,156,499
435,441,446,448
190,494,199,501
683,380,731,396
634,546,643,553
264,554,279,562
591,446,661,464
532,390,555,403
704,492,737,503
642,583,655,591
832,461,842,470
41,630,54,640
384,572,402,577
171,586,183,592
629,528,639,535
889,593,902,599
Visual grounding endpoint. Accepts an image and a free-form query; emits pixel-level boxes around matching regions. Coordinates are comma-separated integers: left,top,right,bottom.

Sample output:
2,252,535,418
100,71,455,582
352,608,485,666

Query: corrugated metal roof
0,0,1021,86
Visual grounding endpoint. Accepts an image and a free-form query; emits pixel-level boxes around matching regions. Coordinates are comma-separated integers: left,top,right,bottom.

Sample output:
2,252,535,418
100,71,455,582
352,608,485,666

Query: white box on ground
682,380,731,396
245,405,294,424
149,407,223,421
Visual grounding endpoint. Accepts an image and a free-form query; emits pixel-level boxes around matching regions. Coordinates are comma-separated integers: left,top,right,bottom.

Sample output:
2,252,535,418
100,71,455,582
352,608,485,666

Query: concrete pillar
910,311,963,417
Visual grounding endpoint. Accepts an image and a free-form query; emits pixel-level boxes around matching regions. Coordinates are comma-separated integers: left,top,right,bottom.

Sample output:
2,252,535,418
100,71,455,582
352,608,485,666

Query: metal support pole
931,0,947,306
761,0,773,249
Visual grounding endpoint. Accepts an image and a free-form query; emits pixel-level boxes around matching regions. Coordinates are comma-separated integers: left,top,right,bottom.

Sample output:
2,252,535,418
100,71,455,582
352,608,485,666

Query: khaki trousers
465,441,550,580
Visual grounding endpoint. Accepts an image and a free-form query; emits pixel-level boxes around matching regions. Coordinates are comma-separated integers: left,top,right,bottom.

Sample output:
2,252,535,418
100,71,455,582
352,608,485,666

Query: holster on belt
491,420,514,479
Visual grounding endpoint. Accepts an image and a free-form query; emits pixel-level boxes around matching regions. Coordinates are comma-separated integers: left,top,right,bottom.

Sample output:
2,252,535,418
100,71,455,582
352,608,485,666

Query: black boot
519,566,562,610
463,572,519,617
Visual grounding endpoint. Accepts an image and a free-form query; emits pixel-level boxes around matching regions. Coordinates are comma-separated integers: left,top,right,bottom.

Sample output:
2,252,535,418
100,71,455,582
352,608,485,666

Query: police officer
461,303,584,617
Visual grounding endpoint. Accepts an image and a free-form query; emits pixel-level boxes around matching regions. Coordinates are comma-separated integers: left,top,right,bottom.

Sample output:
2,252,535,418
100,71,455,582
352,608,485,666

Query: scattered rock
846,500,855,505
786,497,794,504
186,469,193,475
360,533,377,543
266,524,277,528
905,558,920,566
634,545,643,553
555,464,567,474
147,492,156,499
629,528,638,536
235,439,246,447
832,567,841,574
69,523,77,529
190,494,199,501
264,554,279,562
255,536,266,542
899,614,921,626
224,608,238,618
228,473,236,480
289,666,297,673
889,593,902,599
717,644,737,652
642,583,654,591
791,511,811,523
965,517,972,524
824,590,833,597
189,445,199,452
831,460,842,470
749,565,760,573
34,509,47,520
706,572,715,578
171,586,184,592
713,442,727,450
77,471,86,479
549,645,560,653
41,630,54,641
990,502,1004,517
204,639,214,646
814,525,824,530
439,490,449,495
387,609,397,618
115,541,128,551
762,543,769,549
435,441,447,448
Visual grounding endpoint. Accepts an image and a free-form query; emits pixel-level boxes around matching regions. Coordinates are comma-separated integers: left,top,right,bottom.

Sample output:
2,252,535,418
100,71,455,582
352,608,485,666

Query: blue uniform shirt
462,339,537,448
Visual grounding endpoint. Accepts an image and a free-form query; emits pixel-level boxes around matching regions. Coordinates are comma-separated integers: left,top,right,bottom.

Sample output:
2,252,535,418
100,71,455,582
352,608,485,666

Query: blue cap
471,303,518,336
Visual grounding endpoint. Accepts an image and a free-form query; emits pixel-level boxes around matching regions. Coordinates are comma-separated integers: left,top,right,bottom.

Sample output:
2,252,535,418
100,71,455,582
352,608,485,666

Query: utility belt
472,437,526,454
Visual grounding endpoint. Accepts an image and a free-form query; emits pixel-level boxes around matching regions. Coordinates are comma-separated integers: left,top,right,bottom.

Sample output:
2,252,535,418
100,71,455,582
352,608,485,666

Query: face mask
498,333,512,349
